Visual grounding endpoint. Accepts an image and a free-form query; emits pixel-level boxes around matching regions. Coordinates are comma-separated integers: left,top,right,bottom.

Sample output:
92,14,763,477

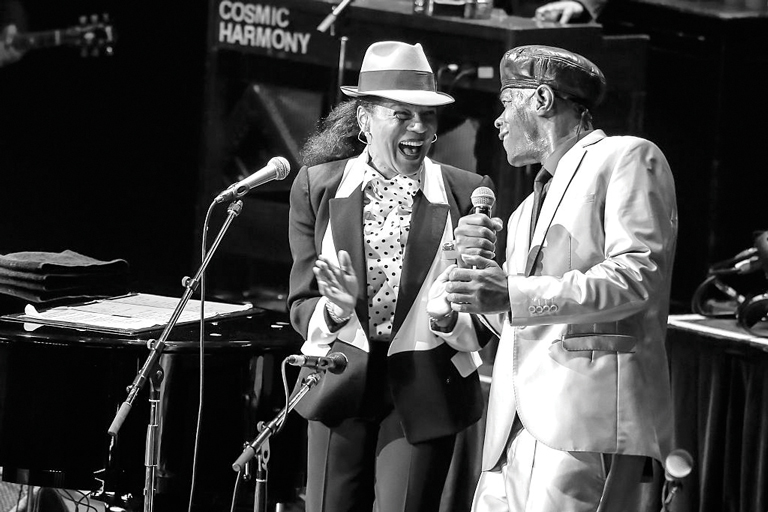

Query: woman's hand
313,250,359,318
427,264,456,319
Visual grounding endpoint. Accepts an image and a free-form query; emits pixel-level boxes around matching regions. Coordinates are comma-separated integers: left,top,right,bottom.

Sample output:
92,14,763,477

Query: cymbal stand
231,371,323,512
108,199,245,512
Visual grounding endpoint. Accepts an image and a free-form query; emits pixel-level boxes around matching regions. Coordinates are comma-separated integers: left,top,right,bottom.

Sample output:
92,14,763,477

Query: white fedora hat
340,41,454,107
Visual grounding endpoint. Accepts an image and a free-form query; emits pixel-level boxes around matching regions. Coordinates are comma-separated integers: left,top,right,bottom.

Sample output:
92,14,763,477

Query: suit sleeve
287,165,322,339
508,139,678,325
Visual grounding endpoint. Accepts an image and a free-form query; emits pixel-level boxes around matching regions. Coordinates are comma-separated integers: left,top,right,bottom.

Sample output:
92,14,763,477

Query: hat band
500,77,540,91
357,70,436,94
501,77,593,108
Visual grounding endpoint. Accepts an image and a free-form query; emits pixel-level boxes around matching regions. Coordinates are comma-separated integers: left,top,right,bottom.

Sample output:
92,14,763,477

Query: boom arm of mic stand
108,200,245,437
232,371,323,472
317,0,355,33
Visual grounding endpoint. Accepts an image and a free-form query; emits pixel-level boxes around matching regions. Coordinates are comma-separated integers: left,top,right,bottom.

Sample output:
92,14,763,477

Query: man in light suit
443,45,679,511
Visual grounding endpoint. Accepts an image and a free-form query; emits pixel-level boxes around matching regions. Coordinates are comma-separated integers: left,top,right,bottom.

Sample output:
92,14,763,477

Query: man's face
494,88,543,167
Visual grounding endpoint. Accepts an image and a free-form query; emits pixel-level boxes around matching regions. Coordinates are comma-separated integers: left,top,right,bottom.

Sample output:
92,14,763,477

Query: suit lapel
391,191,448,338
329,186,370,334
525,146,587,276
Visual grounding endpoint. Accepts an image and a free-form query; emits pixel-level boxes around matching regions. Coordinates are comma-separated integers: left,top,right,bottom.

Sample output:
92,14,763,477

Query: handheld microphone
471,187,495,216
214,156,290,204
286,352,348,375
468,186,502,339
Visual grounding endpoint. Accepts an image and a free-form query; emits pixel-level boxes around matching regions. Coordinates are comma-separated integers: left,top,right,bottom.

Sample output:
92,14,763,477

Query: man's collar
542,129,594,175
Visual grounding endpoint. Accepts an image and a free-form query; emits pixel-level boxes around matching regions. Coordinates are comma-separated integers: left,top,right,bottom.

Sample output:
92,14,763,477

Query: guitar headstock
69,13,116,57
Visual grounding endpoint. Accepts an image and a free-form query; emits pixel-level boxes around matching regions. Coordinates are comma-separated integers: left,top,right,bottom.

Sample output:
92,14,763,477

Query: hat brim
340,86,454,107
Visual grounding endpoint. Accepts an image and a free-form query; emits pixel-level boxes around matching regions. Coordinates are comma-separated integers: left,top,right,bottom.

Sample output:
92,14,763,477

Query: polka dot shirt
362,167,421,341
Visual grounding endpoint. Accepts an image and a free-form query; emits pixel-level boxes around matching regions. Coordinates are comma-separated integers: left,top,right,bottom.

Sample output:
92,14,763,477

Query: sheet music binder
0,292,254,336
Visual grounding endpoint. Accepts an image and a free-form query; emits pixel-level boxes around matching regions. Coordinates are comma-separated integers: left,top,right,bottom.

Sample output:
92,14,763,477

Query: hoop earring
358,130,369,145
431,133,438,143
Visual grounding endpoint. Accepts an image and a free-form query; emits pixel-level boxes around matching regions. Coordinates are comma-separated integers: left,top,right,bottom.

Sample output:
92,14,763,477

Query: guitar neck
11,21,113,54
12,29,69,52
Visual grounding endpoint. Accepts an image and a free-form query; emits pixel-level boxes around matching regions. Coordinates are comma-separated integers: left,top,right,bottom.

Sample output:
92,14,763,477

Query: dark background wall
0,0,209,291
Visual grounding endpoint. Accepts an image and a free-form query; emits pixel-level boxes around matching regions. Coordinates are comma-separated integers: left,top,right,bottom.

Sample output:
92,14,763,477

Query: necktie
363,174,419,340
530,166,552,244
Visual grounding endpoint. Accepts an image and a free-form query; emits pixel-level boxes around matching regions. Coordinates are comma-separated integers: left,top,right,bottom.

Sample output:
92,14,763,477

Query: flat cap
500,45,606,109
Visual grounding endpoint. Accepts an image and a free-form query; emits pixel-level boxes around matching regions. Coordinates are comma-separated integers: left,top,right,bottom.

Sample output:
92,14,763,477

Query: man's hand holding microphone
428,187,510,319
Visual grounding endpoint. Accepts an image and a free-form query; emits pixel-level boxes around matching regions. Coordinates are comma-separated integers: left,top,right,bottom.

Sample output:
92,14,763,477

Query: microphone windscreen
665,449,694,479
270,156,291,180
471,186,495,211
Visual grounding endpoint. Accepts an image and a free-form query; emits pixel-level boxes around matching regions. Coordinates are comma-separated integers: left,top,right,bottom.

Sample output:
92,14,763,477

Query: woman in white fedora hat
287,41,495,512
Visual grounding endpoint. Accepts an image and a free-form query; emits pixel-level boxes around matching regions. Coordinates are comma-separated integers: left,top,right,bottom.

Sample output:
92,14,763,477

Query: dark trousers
305,409,456,512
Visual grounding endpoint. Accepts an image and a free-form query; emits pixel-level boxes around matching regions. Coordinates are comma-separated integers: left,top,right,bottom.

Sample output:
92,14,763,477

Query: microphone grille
471,186,495,209
327,352,348,374
270,156,291,180
665,449,694,479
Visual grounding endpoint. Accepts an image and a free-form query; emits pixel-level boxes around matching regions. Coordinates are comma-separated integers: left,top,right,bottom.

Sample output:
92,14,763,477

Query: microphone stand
660,479,683,512
231,371,323,512
316,0,352,106
108,199,245,512
316,0,354,34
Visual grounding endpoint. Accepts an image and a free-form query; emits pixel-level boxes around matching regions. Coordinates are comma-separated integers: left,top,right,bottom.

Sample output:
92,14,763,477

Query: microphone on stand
317,0,355,33
662,449,694,512
214,156,290,204
287,353,348,375
665,448,694,481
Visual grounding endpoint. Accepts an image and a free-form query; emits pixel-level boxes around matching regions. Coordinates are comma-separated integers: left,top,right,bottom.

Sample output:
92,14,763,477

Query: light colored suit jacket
482,130,678,470
288,154,494,443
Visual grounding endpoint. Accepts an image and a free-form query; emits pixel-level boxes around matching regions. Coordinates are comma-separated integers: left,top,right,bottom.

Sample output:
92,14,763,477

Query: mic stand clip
661,479,684,512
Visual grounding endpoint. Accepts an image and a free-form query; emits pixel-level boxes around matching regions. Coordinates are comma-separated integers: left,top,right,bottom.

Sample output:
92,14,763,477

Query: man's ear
533,85,556,114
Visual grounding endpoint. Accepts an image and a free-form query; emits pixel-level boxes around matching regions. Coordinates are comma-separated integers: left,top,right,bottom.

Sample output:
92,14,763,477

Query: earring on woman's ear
432,133,438,143
358,130,369,145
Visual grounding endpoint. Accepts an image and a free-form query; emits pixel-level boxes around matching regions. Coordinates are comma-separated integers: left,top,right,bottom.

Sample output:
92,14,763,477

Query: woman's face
360,99,438,179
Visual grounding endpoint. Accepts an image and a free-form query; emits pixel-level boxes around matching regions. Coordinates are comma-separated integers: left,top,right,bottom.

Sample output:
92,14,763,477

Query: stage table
666,314,768,512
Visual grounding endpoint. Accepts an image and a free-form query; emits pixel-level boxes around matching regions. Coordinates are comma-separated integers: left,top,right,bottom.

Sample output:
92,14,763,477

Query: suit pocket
560,334,636,353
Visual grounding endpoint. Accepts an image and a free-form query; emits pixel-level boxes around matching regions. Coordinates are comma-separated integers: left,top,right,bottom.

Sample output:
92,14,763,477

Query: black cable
187,199,217,512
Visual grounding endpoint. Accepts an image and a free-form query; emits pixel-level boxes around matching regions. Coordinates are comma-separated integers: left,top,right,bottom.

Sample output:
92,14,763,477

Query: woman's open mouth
399,139,424,158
